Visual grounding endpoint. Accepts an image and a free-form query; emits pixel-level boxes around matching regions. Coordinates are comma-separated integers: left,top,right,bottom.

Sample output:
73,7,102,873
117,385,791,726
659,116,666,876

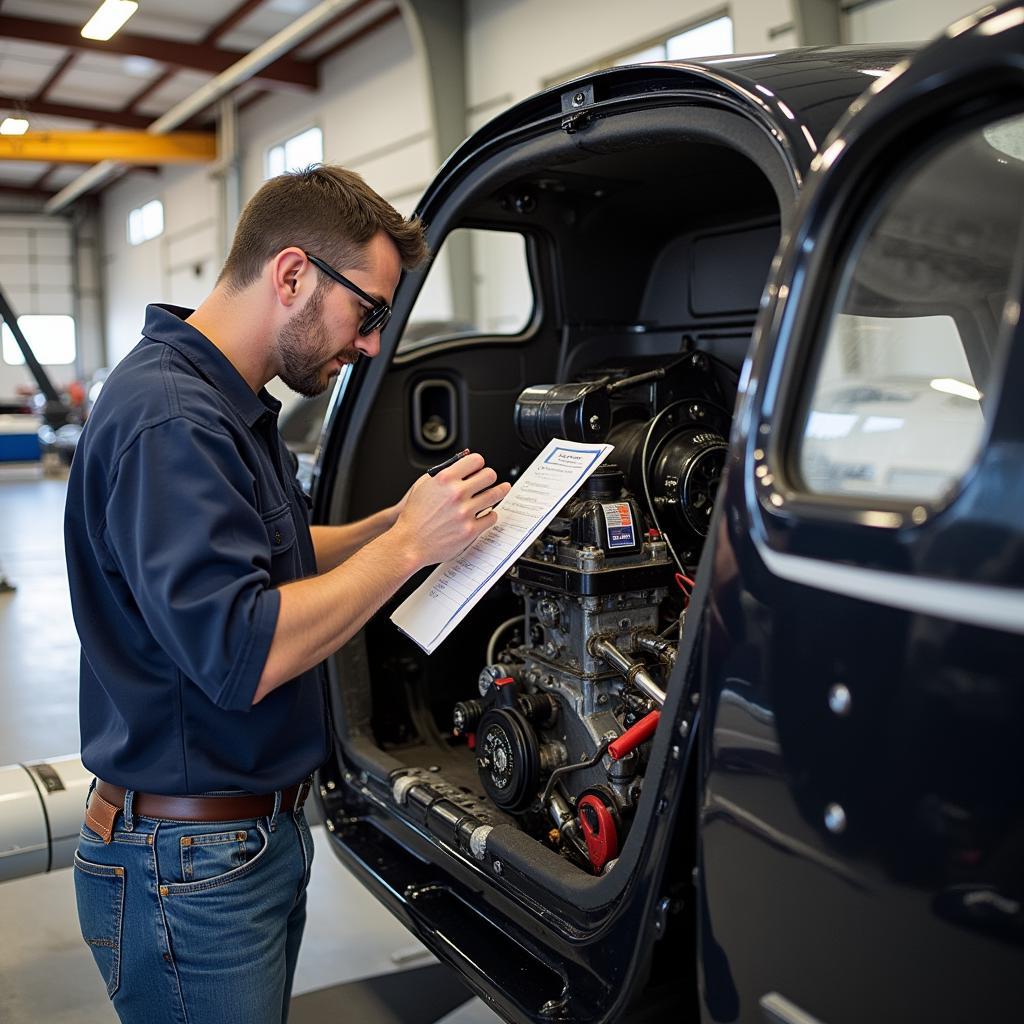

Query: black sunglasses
305,253,392,337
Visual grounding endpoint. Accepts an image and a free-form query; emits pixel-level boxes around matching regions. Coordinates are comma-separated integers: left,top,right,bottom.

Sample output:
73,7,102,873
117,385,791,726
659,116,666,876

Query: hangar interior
0,0,993,1021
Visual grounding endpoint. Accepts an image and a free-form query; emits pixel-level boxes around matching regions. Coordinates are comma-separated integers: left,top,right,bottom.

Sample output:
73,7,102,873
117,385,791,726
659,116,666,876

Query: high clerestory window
266,126,323,178
127,199,163,246
548,14,734,85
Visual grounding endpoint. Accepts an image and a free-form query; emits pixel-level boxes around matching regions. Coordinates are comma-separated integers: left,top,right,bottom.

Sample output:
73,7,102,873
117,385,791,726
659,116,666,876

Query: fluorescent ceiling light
931,377,982,401
81,0,139,41
0,117,29,135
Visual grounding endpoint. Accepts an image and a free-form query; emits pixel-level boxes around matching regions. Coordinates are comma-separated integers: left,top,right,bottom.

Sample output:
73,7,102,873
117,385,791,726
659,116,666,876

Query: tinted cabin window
797,111,1024,503
398,228,533,353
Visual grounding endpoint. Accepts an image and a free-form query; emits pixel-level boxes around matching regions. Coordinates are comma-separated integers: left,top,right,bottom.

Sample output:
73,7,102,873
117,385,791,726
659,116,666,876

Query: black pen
427,448,471,476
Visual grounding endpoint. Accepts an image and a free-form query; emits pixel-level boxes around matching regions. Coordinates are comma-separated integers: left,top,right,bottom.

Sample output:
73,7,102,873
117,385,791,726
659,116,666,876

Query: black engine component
512,355,731,566
554,465,645,556
476,706,566,812
438,355,735,867
514,380,612,449
606,413,728,553
452,698,485,736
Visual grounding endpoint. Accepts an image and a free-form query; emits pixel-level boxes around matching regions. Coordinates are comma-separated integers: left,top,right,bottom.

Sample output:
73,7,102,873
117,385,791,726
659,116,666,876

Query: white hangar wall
95,0,982,386
465,0,792,129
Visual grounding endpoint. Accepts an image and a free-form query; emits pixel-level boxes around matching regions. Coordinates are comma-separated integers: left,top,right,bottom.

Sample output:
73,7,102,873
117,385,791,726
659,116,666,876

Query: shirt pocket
261,504,299,583
73,852,125,998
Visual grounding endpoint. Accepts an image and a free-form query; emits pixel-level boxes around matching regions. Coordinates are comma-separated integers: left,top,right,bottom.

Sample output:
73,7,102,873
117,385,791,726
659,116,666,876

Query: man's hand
390,453,511,569
254,452,510,703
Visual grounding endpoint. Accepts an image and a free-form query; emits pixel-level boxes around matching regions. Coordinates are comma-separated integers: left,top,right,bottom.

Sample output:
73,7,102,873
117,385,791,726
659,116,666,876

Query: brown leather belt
87,778,312,843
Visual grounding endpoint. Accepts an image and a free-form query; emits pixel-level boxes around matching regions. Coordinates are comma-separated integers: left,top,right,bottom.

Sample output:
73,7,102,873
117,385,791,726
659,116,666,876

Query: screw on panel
573,91,586,106
828,684,852,716
540,997,570,1018
493,860,503,874
824,803,847,834
589,414,601,431
653,896,671,936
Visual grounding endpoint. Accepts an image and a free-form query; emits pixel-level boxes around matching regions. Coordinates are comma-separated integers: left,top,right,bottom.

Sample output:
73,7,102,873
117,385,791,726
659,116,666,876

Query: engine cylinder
514,382,611,449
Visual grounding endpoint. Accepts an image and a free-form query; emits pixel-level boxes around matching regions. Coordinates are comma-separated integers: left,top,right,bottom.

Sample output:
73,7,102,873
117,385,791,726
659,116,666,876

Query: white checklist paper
390,438,614,654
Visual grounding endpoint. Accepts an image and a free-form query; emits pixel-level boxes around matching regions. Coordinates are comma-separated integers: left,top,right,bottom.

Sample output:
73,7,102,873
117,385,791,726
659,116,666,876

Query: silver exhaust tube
0,755,92,882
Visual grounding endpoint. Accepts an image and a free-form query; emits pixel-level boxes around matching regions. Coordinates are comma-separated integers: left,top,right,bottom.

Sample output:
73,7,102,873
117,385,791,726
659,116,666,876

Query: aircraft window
398,228,533,353
797,110,1024,504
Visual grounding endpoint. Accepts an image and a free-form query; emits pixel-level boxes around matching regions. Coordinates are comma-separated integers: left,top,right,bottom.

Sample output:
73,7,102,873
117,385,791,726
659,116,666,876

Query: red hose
608,710,661,760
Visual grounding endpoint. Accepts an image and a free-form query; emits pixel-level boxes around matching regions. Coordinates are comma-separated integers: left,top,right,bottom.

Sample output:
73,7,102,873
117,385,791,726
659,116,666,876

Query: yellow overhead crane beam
0,131,217,165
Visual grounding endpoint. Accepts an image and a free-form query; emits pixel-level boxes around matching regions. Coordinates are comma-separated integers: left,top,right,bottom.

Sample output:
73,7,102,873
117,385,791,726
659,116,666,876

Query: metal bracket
560,83,594,113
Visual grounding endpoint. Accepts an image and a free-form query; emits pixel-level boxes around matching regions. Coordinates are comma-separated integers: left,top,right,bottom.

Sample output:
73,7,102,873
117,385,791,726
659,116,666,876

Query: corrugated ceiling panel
296,1,395,60
0,49,69,95
3,0,231,43
133,69,218,115
0,162,55,184
49,64,147,106
219,0,363,51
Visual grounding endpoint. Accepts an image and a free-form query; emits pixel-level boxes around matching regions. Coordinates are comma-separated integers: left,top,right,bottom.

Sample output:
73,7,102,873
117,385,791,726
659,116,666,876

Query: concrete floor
0,463,501,1023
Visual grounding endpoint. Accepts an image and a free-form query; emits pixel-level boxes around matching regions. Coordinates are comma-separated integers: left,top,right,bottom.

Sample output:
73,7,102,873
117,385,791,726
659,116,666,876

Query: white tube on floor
0,755,92,882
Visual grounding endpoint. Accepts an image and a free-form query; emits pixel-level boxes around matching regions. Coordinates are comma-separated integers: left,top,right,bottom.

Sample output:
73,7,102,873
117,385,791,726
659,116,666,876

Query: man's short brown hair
218,164,428,292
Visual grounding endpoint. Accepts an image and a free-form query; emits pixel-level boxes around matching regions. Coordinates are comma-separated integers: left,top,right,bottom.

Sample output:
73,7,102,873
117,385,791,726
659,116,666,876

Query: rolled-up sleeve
103,416,280,711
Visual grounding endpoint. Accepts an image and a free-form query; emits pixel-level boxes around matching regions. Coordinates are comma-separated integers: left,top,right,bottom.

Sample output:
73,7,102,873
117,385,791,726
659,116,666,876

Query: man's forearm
253,525,420,703
309,506,397,572
254,452,510,705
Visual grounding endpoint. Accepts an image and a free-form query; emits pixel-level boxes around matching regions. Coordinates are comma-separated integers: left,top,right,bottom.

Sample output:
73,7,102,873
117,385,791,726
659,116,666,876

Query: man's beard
277,286,360,398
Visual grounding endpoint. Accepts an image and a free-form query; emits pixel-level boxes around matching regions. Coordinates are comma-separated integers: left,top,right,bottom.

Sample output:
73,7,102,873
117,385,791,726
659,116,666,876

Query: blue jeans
73,787,315,1024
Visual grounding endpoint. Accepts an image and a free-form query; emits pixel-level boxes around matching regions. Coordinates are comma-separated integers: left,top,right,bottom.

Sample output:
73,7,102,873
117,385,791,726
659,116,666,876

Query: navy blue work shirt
64,304,329,795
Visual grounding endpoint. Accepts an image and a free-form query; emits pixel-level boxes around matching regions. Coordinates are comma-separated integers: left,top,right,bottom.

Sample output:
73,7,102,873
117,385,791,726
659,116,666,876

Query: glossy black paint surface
420,46,912,215
700,7,1024,1022
312,18,1024,1024
313,50,899,1024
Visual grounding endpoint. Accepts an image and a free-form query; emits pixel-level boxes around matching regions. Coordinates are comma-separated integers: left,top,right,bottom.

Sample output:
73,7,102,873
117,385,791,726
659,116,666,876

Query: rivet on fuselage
824,803,847,834
828,684,852,716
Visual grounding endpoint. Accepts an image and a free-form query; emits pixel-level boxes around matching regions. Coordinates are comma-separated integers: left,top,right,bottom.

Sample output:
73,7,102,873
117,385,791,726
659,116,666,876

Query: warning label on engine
602,503,636,549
